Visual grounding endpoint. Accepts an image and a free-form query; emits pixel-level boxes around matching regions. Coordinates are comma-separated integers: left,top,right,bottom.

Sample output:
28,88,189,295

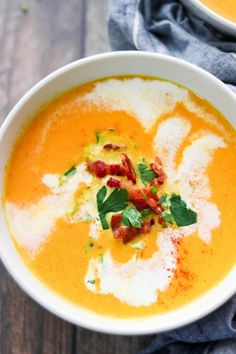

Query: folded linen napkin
108,0,236,91
107,1,236,353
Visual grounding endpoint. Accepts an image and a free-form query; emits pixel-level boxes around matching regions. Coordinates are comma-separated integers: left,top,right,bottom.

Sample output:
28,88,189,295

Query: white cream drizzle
81,78,189,131
85,226,195,307
5,163,92,256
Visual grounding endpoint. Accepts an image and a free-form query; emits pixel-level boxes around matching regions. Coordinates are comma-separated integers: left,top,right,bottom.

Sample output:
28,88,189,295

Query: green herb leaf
137,163,157,183
141,190,147,199
71,200,79,216
87,279,95,284
151,186,158,194
162,211,174,225
98,253,104,264
100,215,109,230
141,208,151,217
159,193,167,203
64,166,76,177
97,187,128,230
169,194,197,227
134,247,142,251
96,186,107,206
95,132,100,143
122,208,142,228
122,214,131,228
20,4,28,13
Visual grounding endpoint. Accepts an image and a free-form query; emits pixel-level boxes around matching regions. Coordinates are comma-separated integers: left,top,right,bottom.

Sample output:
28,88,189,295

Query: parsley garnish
137,163,157,182
122,207,142,228
87,279,95,285
160,193,170,207
141,190,147,199
97,186,128,230
141,208,151,217
162,211,174,225
98,253,104,264
64,166,76,177
151,186,158,194
95,132,100,143
169,194,197,227
160,193,167,203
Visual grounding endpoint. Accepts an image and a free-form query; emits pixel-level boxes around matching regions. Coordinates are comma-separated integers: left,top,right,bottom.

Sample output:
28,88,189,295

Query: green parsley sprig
137,162,157,183
96,186,128,230
122,207,142,228
160,193,197,227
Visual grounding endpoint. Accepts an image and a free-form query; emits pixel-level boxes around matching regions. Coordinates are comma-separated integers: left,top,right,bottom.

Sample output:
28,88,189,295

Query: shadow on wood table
0,1,154,353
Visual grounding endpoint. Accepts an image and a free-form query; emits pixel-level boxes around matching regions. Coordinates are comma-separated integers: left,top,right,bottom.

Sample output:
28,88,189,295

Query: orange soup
199,0,236,23
3,76,236,318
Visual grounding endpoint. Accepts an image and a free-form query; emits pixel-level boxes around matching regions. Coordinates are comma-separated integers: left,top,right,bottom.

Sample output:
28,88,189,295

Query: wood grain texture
76,329,154,354
0,1,154,353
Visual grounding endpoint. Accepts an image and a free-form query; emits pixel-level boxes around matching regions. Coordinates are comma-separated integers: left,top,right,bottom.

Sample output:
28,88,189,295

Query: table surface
0,1,154,353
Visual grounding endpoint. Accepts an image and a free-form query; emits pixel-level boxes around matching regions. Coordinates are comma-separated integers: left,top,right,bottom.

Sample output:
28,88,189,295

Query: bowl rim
0,51,236,335
185,0,236,31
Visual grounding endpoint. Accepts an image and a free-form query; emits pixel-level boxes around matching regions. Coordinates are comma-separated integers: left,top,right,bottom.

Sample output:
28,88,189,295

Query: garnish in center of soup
4,77,236,317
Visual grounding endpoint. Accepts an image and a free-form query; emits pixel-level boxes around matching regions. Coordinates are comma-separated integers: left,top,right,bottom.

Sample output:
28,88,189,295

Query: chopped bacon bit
111,214,155,243
107,177,121,188
141,220,153,234
107,164,127,176
121,153,136,184
150,218,155,226
88,160,106,178
103,143,121,151
88,154,136,183
150,156,167,186
111,213,122,232
127,186,162,215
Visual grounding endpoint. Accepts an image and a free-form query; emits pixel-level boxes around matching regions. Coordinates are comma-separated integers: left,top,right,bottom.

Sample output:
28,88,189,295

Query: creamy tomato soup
3,77,236,318
199,0,236,23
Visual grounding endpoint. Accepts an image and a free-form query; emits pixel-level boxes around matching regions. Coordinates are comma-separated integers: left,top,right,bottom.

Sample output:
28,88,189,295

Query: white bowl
0,52,235,335
180,0,236,37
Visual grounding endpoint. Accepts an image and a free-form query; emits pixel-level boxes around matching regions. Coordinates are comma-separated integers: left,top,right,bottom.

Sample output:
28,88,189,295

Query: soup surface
199,0,236,23
4,76,236,318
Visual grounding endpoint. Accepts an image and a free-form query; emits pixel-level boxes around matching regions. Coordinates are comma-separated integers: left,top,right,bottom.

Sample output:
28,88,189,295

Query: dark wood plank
0,0,86,124
0,261,75,354
76,328,154,354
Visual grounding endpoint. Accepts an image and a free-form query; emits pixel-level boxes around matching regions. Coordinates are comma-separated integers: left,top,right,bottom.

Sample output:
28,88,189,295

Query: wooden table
0,1,154,352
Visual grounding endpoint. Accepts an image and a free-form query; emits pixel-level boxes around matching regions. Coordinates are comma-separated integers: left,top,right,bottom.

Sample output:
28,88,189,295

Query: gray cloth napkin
107,1,236,353
108,0,236,91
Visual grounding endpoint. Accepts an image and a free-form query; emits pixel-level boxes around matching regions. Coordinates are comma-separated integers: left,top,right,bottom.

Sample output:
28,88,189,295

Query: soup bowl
180,0,236,37
0,51,235,335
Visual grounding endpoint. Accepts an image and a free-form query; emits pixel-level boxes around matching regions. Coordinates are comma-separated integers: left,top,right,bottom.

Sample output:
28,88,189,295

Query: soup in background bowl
180,0,236,37
0,52,236,335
